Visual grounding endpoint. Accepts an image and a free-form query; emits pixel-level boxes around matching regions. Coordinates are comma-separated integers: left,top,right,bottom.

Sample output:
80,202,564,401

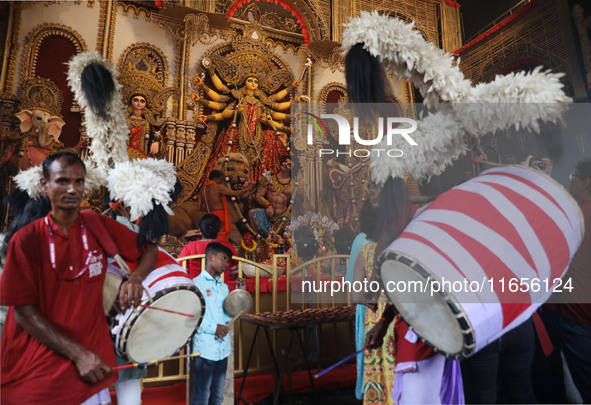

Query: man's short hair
209,170,223,180
205,242,233,262
42,152,86,179
575,158,591,181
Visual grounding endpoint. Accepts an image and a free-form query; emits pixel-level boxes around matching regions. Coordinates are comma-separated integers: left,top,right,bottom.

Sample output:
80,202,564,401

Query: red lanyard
45,215,93,280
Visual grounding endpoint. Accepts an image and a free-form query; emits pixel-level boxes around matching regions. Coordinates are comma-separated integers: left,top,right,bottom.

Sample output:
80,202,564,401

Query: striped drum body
108,248,205,363
378,166,583,359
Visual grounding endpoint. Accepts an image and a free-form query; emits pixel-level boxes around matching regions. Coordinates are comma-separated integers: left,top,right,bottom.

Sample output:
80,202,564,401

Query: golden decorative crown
206,23,293,93
17,76,63,117
118,49,165,107
119,71,161,108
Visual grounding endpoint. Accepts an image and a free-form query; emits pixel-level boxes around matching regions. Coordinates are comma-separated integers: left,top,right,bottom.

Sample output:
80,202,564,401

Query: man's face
41,158,85,212
281,159,292,172
569,171,590,202
208,252,230,275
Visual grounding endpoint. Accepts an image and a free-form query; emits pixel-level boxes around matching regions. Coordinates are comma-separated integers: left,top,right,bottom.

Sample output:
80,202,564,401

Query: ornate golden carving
172,37,183,118
117,1,154,21
1,3,21,97
22,23,87,82
152,12,234,45
233,2,298,33
18,77,64,117
317,82,347,105
96,0,116,61
217,0,327,41
307,39,343,74
151,13,184,40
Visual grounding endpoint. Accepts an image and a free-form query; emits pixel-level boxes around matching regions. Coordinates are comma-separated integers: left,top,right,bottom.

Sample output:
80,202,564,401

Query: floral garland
226,0,310,45
241,238,257,252
341,11,572,185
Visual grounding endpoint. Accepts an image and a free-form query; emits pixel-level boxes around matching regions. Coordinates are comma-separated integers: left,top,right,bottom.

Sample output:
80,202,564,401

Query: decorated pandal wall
0,0,462,385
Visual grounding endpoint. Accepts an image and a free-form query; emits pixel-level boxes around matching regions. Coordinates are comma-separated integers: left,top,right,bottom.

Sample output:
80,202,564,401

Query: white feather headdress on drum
66,51,178,242
342,11,572,185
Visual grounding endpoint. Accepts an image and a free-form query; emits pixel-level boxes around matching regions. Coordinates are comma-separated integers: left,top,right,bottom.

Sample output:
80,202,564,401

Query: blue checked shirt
193,271,233,361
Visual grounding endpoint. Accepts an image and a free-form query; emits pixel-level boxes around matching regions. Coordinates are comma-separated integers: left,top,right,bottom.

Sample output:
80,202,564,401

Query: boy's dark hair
42,151,86,179
576,158,591,181
366,177,413,243
359,200,379,235
199,214,221,239
333,227,356,255
293,226,318,261
205,242,233,262
209,170,223,180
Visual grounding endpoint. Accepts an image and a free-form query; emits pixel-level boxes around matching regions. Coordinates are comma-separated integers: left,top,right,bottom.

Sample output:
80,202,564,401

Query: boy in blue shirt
192,242,233,405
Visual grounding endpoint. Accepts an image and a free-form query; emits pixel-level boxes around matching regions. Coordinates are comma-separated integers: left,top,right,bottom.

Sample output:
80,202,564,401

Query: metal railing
142,253,351,385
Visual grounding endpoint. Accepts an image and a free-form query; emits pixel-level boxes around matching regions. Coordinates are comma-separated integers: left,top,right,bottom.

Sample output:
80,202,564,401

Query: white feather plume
83,160,107,195
342,11,573,184
342,11,472,106
67,52,129,180
13,166,43,199
107,159,177,221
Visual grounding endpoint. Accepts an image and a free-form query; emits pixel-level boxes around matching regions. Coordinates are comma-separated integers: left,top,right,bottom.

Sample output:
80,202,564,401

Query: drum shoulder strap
79,210,120,257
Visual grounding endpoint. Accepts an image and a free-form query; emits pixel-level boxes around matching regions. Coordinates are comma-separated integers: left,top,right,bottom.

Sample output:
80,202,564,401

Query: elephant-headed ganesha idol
0,77,65,172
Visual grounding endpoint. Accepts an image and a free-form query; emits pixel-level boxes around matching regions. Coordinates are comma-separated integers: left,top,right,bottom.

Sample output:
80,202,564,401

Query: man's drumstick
113,352,201,370
138,304,195,318
315,347,366,378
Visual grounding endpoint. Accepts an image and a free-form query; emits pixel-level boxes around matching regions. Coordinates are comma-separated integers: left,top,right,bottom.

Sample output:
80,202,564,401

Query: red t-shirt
0,212,144,404
179,240,238,281
561,199,591,326
394,315,436,364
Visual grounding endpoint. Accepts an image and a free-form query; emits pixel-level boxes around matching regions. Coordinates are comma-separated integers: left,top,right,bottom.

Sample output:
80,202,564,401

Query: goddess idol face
130,95,147,115
245,76,259,91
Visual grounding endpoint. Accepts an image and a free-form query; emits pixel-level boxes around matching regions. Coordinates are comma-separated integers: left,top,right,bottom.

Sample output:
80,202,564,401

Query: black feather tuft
2,191,51,255
81,63,115,119
136,202,169,249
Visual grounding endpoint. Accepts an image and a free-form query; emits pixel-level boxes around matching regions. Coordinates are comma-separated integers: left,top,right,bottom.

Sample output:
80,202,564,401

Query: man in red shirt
560,158,591,403
0,152,158,404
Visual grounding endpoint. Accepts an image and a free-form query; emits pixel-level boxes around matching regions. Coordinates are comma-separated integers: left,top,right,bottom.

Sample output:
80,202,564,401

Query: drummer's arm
119,243,158,310
14,305,112,382
365,304,395,349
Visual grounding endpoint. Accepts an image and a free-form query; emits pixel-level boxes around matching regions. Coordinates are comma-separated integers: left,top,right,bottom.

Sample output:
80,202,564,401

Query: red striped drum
107,248,205,363
377,166,584,359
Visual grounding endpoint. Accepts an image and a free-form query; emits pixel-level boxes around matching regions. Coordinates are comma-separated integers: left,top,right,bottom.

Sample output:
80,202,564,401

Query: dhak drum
107,248,206,363
378,166,583,359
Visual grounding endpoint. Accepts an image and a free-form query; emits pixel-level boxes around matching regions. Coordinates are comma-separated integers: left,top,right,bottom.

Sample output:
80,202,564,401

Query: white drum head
120,285,205,363
379,252,474,359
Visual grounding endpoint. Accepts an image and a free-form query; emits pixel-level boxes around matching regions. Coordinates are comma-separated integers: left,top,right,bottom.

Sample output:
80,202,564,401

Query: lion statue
168,152,252,243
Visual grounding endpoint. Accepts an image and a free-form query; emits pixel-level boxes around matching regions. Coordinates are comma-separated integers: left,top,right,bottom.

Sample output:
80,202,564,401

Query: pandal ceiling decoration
226,0,310,44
